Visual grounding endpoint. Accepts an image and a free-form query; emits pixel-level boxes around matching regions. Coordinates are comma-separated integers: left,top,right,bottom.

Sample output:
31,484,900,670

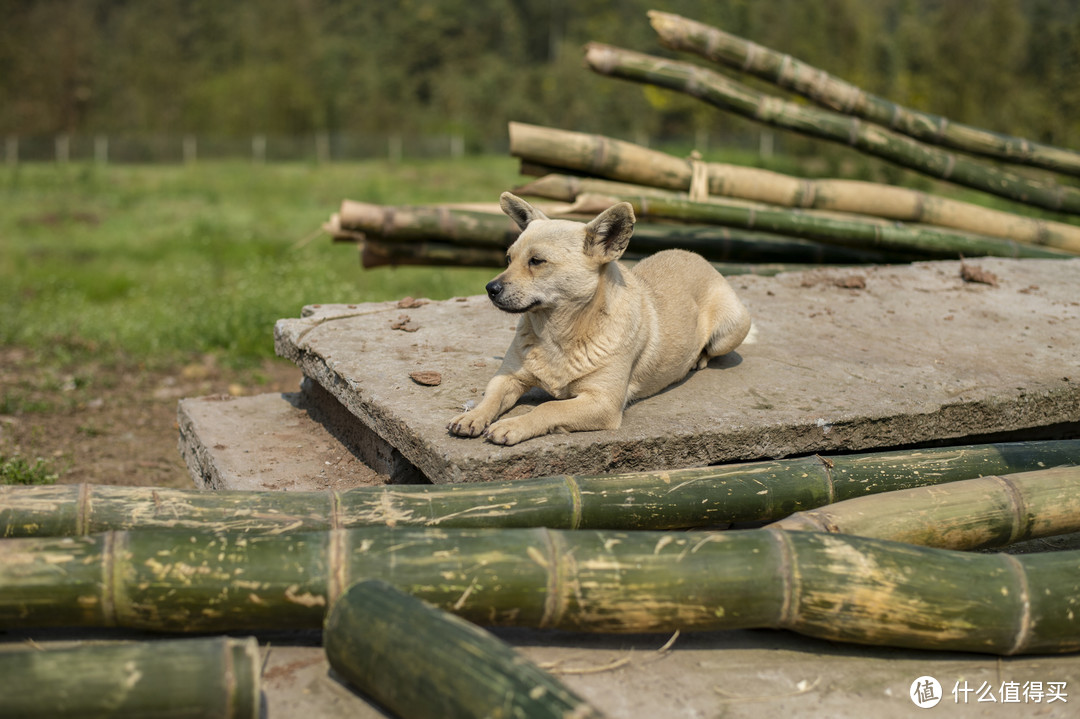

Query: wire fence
3,129,779,165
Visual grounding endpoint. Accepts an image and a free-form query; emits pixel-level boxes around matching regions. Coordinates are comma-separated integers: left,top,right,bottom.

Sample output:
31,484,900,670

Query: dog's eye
505,254,511,266
528,257,546,267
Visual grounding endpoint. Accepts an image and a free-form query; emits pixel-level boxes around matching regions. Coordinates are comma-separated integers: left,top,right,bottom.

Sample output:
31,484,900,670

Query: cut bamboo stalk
648,11,1080,178
333,196,912,266
623,221,908,264
0,636,260,719
3,440,1075,537
340,200,518,248
509,120,706,192
325,580,606,719
2,526,1079,654
584,44,1080,215
323,212,366,244
570,191,1073,259
509,134,1080,253
775,465,1080,550
354,212,908,268
519,173,884,222
363,239,834,274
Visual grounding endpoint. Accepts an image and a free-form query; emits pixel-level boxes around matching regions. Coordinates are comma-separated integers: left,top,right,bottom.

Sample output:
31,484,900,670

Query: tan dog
447,192,751,446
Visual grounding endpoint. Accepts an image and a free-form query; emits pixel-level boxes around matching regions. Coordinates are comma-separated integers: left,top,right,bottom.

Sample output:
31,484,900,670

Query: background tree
1,0,1077,153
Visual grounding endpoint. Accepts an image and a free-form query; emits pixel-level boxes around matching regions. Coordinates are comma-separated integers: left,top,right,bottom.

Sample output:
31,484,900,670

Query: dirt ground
0,347,303,489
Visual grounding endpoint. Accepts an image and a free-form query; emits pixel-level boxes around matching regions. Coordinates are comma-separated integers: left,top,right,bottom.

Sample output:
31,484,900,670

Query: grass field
1,154,1073,487
1,158,517,370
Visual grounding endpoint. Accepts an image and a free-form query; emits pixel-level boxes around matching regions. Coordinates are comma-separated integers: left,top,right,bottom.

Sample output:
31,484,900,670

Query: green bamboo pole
339,195,900,262
509,136,1080,254
361,238,830,274
570,191,1072,259
349,206,908,268
2,526,1078,654
0,636,260,719
518,173,923,261
3,440,1076,538
584,43,1080,215
339,200,519,248
356,211,911,267
775,465,1080,551
649,11,1080,178
629,222,909,264
325,580,606,719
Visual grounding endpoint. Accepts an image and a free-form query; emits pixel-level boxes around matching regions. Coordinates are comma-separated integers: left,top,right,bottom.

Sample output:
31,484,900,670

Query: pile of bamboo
325,129,1080,271
325,13,1080,273
2,439,1080,716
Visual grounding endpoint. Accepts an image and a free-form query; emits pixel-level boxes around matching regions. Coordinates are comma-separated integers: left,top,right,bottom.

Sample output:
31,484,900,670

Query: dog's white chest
519,330,625,401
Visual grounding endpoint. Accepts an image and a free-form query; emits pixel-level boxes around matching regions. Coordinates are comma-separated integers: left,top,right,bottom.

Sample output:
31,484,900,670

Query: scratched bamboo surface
0,636,260,719
325,580,606,719
776,465,1080,550
2,440,1077,537
1,526,1078,655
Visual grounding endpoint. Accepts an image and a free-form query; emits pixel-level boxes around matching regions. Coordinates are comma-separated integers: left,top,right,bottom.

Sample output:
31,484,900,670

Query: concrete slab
259,626,1080,719
275,258,1080,484
177,380,424,491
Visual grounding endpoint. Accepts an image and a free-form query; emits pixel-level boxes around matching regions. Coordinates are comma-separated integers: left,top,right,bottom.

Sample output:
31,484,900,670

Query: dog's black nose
486,280,503,299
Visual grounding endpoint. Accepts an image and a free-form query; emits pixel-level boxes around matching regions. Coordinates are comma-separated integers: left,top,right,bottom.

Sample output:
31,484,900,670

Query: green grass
0,158,514,368
0,453,58,485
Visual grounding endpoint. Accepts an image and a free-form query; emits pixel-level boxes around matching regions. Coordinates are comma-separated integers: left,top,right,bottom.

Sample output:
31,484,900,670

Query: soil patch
0,347,302,488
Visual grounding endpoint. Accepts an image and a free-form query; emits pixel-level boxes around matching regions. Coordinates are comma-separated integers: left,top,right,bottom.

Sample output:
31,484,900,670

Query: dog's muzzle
485,279,538,313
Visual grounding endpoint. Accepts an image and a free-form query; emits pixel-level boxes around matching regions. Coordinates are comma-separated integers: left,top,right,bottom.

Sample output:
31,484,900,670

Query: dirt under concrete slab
274,258,1080,484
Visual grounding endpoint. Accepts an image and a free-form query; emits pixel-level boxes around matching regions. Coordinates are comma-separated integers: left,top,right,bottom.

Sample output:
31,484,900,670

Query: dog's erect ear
500,192,549,230
584,202,636,262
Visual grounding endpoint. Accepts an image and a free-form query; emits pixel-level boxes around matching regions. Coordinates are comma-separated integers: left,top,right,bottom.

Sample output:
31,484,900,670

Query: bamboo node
847,117,861,146
1001,553,1033,656
741,41,762,72
687,151,710,202
76,482,91,536
767,527,799,629
935,116,950,144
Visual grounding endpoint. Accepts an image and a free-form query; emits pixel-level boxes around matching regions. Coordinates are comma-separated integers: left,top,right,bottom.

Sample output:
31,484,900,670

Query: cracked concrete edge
297,378,426,484
177,397,228,490
274,322,449,482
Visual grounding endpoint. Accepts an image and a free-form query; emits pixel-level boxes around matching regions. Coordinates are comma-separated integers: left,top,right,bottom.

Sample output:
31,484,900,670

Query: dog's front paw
447,410,491,438
482,416,536,446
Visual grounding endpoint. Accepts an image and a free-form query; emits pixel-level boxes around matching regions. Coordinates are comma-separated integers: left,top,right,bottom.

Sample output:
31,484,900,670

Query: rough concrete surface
275,258,1080,484
176,386,389,492
256,628,1080,719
